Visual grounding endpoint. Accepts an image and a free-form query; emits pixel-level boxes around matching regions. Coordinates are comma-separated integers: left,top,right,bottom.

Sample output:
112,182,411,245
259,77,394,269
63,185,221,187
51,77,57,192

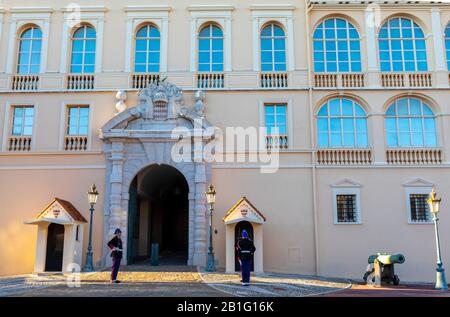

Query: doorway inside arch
45,223,65,271
128,164,189,265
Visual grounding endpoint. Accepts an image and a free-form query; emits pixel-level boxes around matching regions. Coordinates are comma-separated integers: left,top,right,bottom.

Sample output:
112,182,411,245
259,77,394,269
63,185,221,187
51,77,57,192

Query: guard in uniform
107,228,123,283
236,230,256,286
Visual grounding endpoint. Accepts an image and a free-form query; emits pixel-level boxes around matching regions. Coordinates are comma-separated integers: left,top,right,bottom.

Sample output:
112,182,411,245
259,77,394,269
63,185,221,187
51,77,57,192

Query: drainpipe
304,0,320,276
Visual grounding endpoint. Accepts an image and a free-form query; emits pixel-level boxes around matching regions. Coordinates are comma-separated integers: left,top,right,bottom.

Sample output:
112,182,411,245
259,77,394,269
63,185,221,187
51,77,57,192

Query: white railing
197,73,224,89
342,73,365,88
386,148,442,165
12,75,39,91
67,74,95,90
8,136,32,151
64,135,88,151
381,73,432,88
265,135,288,149
260,72,288,88
314,73,337,88
317,149,372,165
314,73,365,88
132,73,160,89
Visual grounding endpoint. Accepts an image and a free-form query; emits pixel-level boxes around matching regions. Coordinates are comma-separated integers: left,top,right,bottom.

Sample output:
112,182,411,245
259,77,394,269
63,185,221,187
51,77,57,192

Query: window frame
316,98,369,149
404,186,434,224
312,17,362,73
69,25,97,74
445,23,450,71
384,97,438,148
378,17,428,72
10,105,35,136
332,185,362,225
16,26,43,75
66,105,90,136
260,22,287,73
134,23,161,73
198,23,224,73
264,103,288,136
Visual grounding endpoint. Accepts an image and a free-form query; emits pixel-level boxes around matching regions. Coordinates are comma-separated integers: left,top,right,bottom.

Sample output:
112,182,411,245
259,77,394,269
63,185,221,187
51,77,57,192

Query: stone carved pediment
24,198,87,225
223,197,266,225
403,178,434,187
100,81,212,139
330,178,362,188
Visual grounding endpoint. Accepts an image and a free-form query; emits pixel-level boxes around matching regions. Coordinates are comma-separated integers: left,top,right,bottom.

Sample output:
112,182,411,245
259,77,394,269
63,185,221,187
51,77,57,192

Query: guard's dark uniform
236,237,256,284
107,236,123,281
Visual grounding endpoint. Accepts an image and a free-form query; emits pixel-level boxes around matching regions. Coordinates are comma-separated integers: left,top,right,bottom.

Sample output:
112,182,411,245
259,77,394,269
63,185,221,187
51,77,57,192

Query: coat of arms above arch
99,80,213,139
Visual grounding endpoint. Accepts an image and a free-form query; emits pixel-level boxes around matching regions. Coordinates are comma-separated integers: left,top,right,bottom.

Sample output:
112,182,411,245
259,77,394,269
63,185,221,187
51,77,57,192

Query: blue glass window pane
212,52,223,63
417,62,428,71
85,40,96,52
330,119,341,131
273,26,284,37
261,26,271,37
404,62,415,71
317,118,328,131
313,28,323,39
399,132,411,146
339,62,349,72
314,52,324,61
317,105,328,116
136,39,147,51
350,52,360,61
72,53,83,64
274,39,285,50
390,28,401,38
72,40,83,52
380,62,391,71
331,133,342,147
425,133,437,147
261,51,272,63
32,40,42,52
415,40,426,50
329,99,341,115
84,53,95,64
391,40,401,50
397,100,408,115
393,62,403,71
199,39,209,50
338,41,348,50
261,63,272,72
411,133,424,146
398,118,410,131
84,65,94,73
355,105,366,116
211,63,223,72
387,132,398,147
211,26,223,37
357,133,368,147
342,100,353,116
343,133,355,147
136,27,148,37
318,133,329,147
260,39,272,50
423,105,434,116
356,119,367,132
414,27,424,38
274,63,286,71
326,41,336,50
351,62,361,72
313,41,324,50
85,27,96,38
71,65,82,73
135,52,146,63
411,118,423,132
314,62,325,72
148,40,160,51
148,52,160,63
379,40,389,50
198,64,210,72
390,18,400,28
326,52,337,61
336,19,346,28
212,39,223,50
274,51,286,63
349,29,359,39
198,52,210,63
343,119,354,132
403,40,413,50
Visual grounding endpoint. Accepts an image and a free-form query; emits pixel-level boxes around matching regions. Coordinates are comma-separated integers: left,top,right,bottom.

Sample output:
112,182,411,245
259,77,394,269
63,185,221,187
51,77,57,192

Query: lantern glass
88,184,99,205
206,184,216,205
427,189,441,215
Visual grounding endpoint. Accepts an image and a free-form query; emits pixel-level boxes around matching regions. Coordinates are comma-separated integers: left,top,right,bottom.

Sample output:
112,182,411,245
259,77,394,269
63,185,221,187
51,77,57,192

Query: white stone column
193,162,207,266
252,17,259,71
225,223,235,273
95,19,104,73
5,19,17,74
40,20,50,73
34,223,49,273
124,18,133,73
225,17,232,72
253,224,264,273
431,8,448,87
190,18,197,72
106,142,125,266
287,17,295,72
364,7,380,87
188,192,196,265
370,113,386,164
59,21,69,73
160,18,169,73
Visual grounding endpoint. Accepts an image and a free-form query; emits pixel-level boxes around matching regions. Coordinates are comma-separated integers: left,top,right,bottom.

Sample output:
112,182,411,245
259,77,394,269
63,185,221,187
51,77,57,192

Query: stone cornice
61,5,108,13
187,5,235,12
9,7,54,14
249,4,297,11
123,5,172,12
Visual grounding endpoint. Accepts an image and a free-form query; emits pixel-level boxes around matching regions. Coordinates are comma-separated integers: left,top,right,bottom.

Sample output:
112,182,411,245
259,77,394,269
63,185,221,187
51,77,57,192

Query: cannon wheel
393,275,400,286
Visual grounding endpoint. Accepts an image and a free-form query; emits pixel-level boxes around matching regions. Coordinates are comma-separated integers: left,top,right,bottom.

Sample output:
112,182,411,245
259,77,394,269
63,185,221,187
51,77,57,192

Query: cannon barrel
368,254,405,265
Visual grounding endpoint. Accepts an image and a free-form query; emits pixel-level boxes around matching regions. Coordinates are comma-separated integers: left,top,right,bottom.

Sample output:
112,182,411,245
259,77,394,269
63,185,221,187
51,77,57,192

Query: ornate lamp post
427,188,448,290
85,184,99,272
205,184,216,272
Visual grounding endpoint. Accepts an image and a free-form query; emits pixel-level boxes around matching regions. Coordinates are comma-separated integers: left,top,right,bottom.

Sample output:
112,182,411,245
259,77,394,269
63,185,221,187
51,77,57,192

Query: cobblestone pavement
199,270,351,297
1,265,351,297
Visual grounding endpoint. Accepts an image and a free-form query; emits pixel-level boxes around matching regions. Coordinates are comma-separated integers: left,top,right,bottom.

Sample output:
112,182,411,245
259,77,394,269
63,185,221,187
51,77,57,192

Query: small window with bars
12,106,34,136
409,194,431,223
336,194,358,223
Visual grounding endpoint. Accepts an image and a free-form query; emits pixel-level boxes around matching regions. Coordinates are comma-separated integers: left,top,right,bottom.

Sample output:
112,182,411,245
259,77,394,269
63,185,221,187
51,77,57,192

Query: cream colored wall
211,168,316,275
0,168,105,276
316,168,450,283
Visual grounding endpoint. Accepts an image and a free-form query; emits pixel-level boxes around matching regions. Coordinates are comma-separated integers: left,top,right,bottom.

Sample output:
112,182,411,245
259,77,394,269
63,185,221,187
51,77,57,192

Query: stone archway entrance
127,164,189,265
100,81,214,268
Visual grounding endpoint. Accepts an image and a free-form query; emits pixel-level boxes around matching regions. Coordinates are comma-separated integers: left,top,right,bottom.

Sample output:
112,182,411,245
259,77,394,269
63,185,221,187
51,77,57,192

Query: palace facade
1,0,450,283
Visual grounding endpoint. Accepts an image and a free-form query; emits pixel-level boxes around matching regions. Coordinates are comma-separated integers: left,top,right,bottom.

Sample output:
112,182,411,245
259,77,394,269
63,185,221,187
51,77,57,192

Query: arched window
378,17,427,72
135,24,160,73
445,23,450,71
17,27,42,74
313,18,361,72
317,98,368,148
198,24,223,72
260,23,286,72
71,26,96,73
385,98,437,147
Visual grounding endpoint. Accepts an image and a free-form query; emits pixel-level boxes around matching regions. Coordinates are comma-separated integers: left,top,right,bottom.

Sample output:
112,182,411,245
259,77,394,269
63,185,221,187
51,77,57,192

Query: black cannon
363,253,405,287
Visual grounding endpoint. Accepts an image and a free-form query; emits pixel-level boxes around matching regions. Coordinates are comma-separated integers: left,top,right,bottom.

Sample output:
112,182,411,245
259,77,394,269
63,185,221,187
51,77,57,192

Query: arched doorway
45,223,65,271
234,221,254,272
127,164,189,265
